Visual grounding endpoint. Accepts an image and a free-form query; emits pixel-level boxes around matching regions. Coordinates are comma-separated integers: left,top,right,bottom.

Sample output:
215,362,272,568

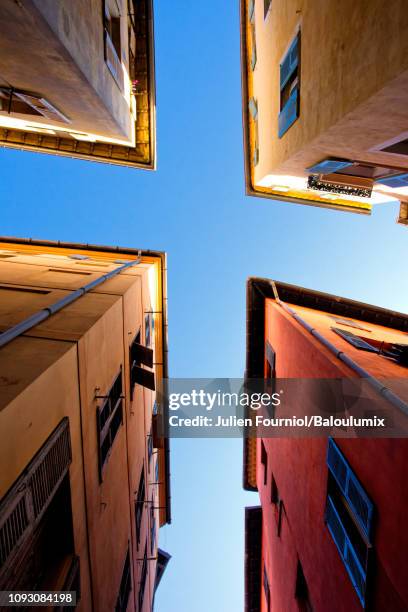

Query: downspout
270,281,408,416
0,254,141,349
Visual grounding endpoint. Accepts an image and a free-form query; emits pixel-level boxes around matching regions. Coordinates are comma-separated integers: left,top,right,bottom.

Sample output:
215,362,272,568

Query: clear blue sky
1,2,407,611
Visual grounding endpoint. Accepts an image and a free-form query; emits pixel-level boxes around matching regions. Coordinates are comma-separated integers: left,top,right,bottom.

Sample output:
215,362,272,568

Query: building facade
0,238,170,611
244,278,408,611
240,0,408,224
0,0,156,168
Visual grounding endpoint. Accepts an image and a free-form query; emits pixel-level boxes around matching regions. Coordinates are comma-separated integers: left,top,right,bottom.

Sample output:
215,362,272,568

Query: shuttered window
0,419,72,586
150,497,156,556
130,331,155,395
135,466,145,546
261,440,268,486
307,159,353,174
138,545,148,611
103,0,124,90
115,547,132,612
278,33,300,138
376,172,408,188
331,327,379,354
97,370,124,479
264,0,272,18
327,439,374,539
325,439,374,607
263,563,271,611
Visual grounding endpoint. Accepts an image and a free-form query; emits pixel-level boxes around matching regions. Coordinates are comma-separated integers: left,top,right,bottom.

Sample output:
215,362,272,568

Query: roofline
239,0,370,216
243,276,408,490
0,235,171,523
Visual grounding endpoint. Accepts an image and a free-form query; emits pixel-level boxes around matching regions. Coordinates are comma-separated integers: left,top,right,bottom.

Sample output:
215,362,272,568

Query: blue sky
1,2,407,611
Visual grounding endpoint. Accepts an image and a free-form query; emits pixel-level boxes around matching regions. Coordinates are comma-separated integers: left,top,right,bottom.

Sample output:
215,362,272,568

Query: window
376,172,408,188
0,88,69,122
129,331,155,396
271,475,279,504
97,370,124,479
103,1,124,90
147,429,153,466
264,0,272,18
331,327,379,353
145,313,151,347
250,23,257,70
278,32,300,138
138,545,148,612
381,138,408,156
261,440,268,486
325,439,374,607
0,420,77,595
329,317,371,333
263,563,271,611
135,466,145,545
150,496,156,556
115,547,132,612
295,560,313,612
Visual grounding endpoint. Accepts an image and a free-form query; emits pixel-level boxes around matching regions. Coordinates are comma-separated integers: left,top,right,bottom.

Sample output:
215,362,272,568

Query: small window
263,563,271,611
145,313,151,347
261,440,268,486
115,547,132,612
264,341,276,412
278,33,300,138
97,370,124,479
250,23,257,70
103,1,124,89
325,439,373,607
380,138,408,156
271,475,279,505
150,497,156,556
295,560,313,612
331,327,379,353
330,317,371,333
135,465,145,545
138,545,148,611
147,429,153,467
264,0,272,18
129,330,155,396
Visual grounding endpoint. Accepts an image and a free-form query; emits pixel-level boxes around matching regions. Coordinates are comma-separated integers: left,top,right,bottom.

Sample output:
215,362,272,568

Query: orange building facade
244,279,408,611
0,238,170,611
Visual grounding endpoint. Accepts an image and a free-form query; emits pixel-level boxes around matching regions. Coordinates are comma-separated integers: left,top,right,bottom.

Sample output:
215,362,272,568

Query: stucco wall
252,0,408,183
0,0,132,139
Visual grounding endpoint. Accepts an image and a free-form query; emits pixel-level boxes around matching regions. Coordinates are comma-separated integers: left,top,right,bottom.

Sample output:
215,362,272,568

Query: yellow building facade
0,238,170,611
241,0,408,224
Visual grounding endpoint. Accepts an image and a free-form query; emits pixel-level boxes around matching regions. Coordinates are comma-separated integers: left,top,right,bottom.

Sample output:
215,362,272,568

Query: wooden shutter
131,365,155,391
280,35,299,90
0,419,71,584
131,343,153,368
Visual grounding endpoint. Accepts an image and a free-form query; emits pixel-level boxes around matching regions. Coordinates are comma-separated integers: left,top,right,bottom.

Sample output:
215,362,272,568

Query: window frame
97,369,124,481
278,31,301,138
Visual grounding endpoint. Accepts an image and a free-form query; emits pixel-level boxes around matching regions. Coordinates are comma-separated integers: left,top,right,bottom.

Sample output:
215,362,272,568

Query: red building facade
244,279,408,612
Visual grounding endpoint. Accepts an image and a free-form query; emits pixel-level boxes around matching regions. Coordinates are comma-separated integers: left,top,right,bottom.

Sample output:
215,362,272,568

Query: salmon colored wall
258,299,408,611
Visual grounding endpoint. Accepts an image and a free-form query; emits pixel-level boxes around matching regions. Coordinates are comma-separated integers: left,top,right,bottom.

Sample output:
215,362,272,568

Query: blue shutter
327,439,374,540
278,87,298,138
376,173,408,188
248,97,258,119
307,159,353,174
280,35,299,89
326,496,367,607
331,327,379,354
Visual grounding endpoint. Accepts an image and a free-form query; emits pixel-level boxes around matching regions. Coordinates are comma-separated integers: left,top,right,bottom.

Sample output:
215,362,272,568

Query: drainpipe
270,281,408,416
0,254,141,349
